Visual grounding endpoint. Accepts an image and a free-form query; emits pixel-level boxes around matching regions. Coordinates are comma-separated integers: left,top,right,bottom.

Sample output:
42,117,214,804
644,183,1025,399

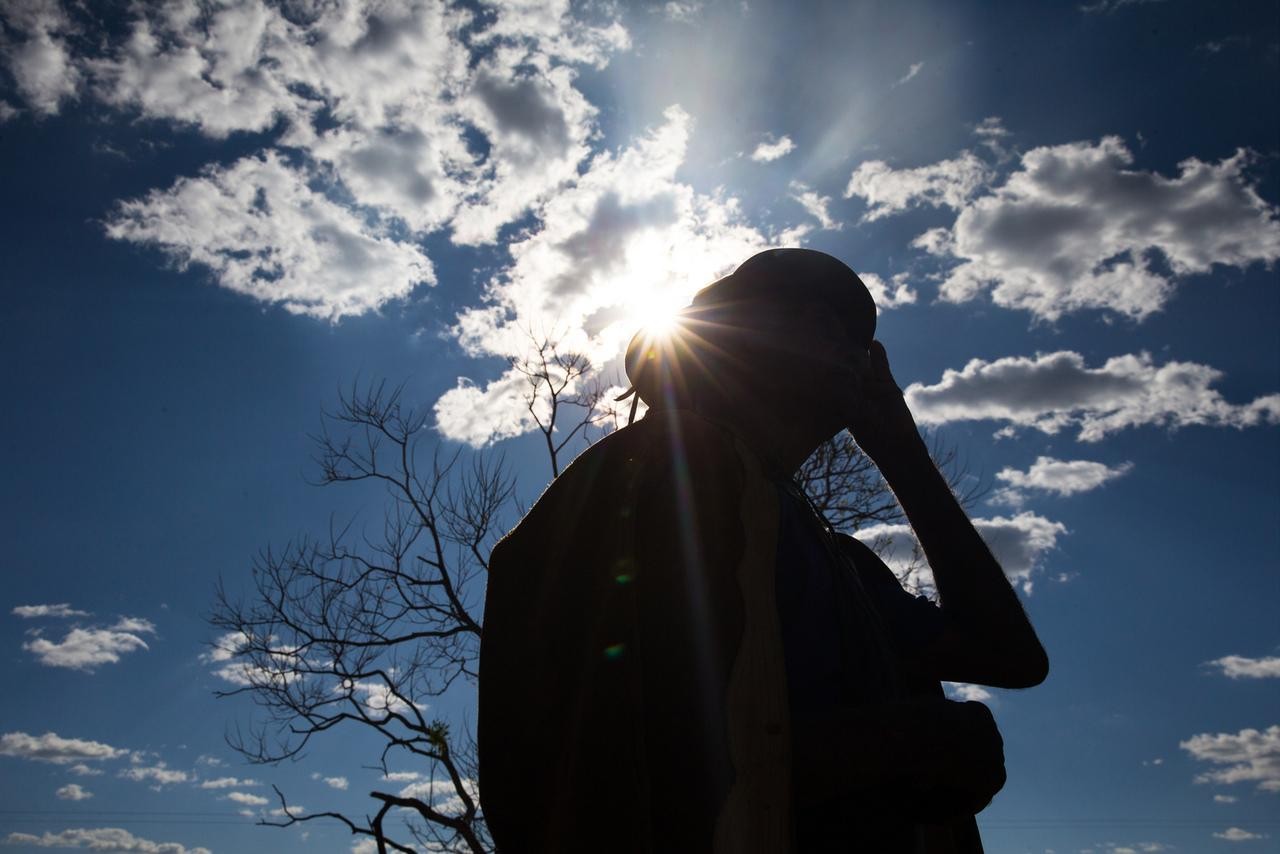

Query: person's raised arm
843,341,1049,689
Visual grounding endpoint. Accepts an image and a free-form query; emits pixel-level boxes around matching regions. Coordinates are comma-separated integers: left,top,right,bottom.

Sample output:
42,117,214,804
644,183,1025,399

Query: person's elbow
1001,642,1049,688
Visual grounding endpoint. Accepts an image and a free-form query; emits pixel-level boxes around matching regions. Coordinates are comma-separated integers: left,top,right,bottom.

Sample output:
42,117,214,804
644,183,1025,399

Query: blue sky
1,0,1278,852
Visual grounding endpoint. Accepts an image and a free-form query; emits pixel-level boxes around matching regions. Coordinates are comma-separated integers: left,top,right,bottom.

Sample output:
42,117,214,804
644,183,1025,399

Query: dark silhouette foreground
479,249,1048,852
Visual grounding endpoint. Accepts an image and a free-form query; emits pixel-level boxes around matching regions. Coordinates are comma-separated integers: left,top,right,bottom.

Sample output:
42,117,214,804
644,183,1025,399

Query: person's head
624,248,877,432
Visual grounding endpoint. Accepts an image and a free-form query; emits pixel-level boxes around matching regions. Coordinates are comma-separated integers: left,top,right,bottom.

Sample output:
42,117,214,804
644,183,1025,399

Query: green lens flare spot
603,643,626,660
614,573,633,585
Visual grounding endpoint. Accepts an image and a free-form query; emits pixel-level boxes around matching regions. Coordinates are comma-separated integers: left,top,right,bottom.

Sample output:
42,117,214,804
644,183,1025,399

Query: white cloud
22,617,155,671
750,134,796,163
855,511,1066,595
1214,794,1238,803
1181,725,1280,793
0,0,81,115
198,776,260,789
859,272,918,311
104,152,435,322
436,106,782,447
1214,827,1269,841
991,456,1132,506
904,350,1280,442
11,603,89,619
225,791,269,806
1206,655,1280,679
67,764,102,777
3,1,630,319
911,138,1280,321
894,61,924,86
3,828,211,853
119,763,189,787
317,774,348,791
0,731,125,765
790,182,841,231
383,771,420,782
398,776,478,816
943,682,993,702
54,784,92,801
844,151,991,221
335,677,422,717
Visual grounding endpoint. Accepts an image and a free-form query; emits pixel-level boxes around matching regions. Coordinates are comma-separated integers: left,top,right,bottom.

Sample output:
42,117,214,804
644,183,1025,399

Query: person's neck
682,398,841,480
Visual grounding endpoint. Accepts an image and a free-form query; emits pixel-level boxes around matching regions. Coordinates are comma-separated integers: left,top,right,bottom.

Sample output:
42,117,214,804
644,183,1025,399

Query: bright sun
627,290,684,337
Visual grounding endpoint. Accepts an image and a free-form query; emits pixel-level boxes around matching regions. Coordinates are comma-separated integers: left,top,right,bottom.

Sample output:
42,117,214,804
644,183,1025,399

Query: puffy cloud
914,138,1280,321
855,512,1066,595
894,61,923,86
990,456,1132,506
84,0,300,138
436,106,783,446
104,152,435,322
4,0,631,318
0,731,125,765
1180,725,1280,793
198,776,259,789
790,182,841,231
22,617,155,671
224,791,268,806
0,0,81,115
54,784,92,801
859,272,918,311
1206,655,1280,680
119,762,189,787
3,828,211,853
11,603,89,619
313,774,348,790
1214,794,1238,803
750,135,795,162
1214,827,1269,841
845,151,991,221
904,350,1280,442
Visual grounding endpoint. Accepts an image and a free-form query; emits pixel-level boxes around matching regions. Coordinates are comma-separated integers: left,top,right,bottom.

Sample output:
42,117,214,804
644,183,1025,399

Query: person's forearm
869,435,1048,680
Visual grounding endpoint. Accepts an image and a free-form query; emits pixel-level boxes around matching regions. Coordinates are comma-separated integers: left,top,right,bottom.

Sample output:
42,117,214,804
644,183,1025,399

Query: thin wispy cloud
894,61,924,86
11,603,89,619
2,828,211,853
0,731,125,765
22,617,155,671
1205,655,1280,680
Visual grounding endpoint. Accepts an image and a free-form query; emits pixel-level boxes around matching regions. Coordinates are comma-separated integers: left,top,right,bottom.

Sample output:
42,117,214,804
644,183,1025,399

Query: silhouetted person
479,249,1048,853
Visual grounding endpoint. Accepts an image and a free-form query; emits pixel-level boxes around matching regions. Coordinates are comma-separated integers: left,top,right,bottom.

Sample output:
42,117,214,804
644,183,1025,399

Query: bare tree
211,380,502,853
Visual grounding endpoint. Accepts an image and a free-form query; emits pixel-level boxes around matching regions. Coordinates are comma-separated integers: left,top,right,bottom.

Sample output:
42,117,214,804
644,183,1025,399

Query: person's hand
915,701,1008,819
841,340,925,465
